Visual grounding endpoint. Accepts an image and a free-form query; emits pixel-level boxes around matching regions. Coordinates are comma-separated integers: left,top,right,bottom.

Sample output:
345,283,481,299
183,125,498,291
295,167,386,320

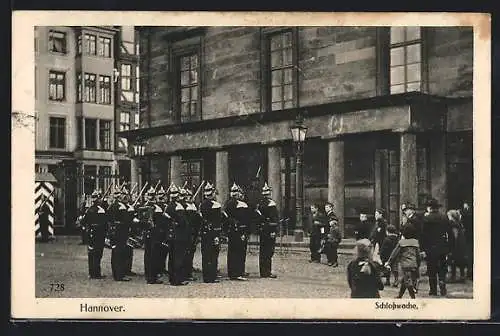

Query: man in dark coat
80,190,107,279
37,195,51,243
256,182,279,278
421,198,453,297
354,210,372,241
308,204,327,263
370,208,388,249
199,182,223,283
181,187,202,281
402,204,423,243
324,202,341,267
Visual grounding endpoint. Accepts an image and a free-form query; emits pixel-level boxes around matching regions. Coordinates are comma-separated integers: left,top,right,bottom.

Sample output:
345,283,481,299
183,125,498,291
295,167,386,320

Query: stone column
169,155,183,187
430,132,448,210
399,132,418,209
215,150,229,205
130,158,139,191
328,139,345,238
267,145,282,216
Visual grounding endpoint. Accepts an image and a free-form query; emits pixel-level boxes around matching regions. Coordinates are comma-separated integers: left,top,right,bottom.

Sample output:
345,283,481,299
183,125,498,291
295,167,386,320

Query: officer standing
124,187,138,276
108,186,131,282
324,202,341,267
154,186,169,278
199,182,223,283
256,182,279,278
81,189,107,279
224,183,249,281
165,184,190,286
237,186,251,277
181,188,202,281
421,198,453,297
141,186,163,284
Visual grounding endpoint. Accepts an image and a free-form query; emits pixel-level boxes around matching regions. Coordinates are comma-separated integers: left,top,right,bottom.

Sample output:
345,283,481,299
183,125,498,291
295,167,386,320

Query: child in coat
380,225,400,286
385,225,421,299
347,238,385,298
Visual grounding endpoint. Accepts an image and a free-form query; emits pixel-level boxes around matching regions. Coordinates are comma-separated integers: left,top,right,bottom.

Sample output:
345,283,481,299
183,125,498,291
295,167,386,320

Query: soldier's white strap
236,200,248,208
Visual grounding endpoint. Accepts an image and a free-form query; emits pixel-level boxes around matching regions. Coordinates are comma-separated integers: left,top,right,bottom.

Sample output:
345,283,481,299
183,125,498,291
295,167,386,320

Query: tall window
135,65,140,103
99,75,111,104
84,34,96,55
76,117,83,149
84,118,97,150
98,166,111,191
84,165,97,195
269,31,295,111
118,112,130,150
76,72,82,102
181,159,203,196
48,71,65,101
48,30,67,54
49,117,65,149
134,111,140,129
417,146,430,208
98,37,111,57
84,73,96,103
99,120,111,150
178,53,200,122
121,64,132,91
390,27,423,94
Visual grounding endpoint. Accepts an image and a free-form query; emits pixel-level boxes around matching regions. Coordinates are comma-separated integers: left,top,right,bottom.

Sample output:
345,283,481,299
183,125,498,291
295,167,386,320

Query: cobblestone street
36,237,473,299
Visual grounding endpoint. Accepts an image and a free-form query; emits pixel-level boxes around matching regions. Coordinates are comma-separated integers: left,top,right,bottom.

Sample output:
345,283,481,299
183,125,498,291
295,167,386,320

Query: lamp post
130,139,147,192
290,111,307,242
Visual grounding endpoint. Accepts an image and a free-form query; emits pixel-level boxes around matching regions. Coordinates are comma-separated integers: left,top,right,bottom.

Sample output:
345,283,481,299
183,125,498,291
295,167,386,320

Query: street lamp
290,111,307,242
129,138,147,192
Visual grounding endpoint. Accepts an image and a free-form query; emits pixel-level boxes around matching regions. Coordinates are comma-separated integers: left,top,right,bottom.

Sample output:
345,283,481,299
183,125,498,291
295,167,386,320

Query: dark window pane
190,70,198,84
284,84,293,100
191,86,198,100
181,56,190,70
282,32,292,47
190,54,198,68
344,185,375,218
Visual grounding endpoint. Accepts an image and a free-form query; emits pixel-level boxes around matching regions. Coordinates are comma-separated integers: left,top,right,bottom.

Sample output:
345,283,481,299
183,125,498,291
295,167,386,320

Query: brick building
34,26,140,231
120,26,473,237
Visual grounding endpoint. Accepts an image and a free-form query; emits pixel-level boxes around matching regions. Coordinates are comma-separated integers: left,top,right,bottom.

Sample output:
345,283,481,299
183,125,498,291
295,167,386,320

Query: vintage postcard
11,11,491,320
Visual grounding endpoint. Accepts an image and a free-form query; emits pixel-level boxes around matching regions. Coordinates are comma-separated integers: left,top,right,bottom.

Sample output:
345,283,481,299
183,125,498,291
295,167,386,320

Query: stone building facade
121,26,473,237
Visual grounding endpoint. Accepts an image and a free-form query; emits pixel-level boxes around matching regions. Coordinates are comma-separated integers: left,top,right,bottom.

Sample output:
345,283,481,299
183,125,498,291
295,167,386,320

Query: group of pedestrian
308,203,342,267
346,198,474,299
76,179,281,286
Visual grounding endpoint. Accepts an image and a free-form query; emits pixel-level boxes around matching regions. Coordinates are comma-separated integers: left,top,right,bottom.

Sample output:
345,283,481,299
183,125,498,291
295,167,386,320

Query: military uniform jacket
224,198,251,237
200,199,223,240
326,211,341,244
422,212,452,256
107,202,131,246
257,198,279,236
81,204,107,246
182,201,202,237
166,201,190,241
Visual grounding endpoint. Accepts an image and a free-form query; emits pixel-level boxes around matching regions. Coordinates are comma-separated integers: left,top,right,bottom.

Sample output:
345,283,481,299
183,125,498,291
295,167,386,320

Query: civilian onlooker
422,198,453,297
308,204,327,263
385,225,421,299
402,203,423,244
400,202,409,228
354,210,372,241
447,209,467,283
324,202,341,267
370,208,388,249
347,239,384,298
460,201,473,280
380,225,400,286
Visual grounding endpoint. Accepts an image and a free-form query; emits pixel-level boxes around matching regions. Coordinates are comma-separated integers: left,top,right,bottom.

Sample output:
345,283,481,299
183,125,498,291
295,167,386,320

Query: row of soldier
77,180,280,285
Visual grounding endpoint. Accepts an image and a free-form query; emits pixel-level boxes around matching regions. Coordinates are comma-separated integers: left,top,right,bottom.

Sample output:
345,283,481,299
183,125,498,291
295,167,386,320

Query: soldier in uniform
141,186,164,284
199,182,223,283
77,197,88,245
81,190,107,279
165,184,190,286
181,187,202,281
154,186,169,278
237,186,251,277
108,186,132,282
421,198,453,297
256,182,279,278
123,187,138,276
224,183,250,281
324,202,341,267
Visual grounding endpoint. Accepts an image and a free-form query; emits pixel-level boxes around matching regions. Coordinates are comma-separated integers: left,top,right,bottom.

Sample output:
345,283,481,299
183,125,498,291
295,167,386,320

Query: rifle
129,182,138,196
132,182,149,207
37,187,56,212
192,180,205,201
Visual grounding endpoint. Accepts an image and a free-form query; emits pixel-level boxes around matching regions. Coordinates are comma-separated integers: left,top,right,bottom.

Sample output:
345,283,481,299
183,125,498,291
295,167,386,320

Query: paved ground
36,237,473,299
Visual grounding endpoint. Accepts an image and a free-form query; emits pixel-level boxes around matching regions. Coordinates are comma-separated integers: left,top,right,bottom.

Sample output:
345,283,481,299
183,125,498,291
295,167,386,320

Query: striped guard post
35,181,55,238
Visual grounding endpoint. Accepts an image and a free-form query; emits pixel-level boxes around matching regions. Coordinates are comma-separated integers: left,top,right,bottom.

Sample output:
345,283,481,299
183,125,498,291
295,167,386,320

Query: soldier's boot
428,278,438,296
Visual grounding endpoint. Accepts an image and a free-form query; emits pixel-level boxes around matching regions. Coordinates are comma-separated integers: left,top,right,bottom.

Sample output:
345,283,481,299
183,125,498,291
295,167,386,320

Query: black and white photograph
12,11,491,320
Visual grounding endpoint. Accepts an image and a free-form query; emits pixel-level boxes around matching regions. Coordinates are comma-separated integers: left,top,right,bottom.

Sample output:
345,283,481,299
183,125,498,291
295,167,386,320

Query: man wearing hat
224,182,250,281
80,189,107,279
355,209,372,241
181,187,202,281
123,185,138,276
402,203,423,244
107,186,132,281
154,186,170,278
256,182,279,278
421,198,453,297
324,202,341,267
142,185,164,284
199,182,224,283
370,208,388,250
165,183,190,286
